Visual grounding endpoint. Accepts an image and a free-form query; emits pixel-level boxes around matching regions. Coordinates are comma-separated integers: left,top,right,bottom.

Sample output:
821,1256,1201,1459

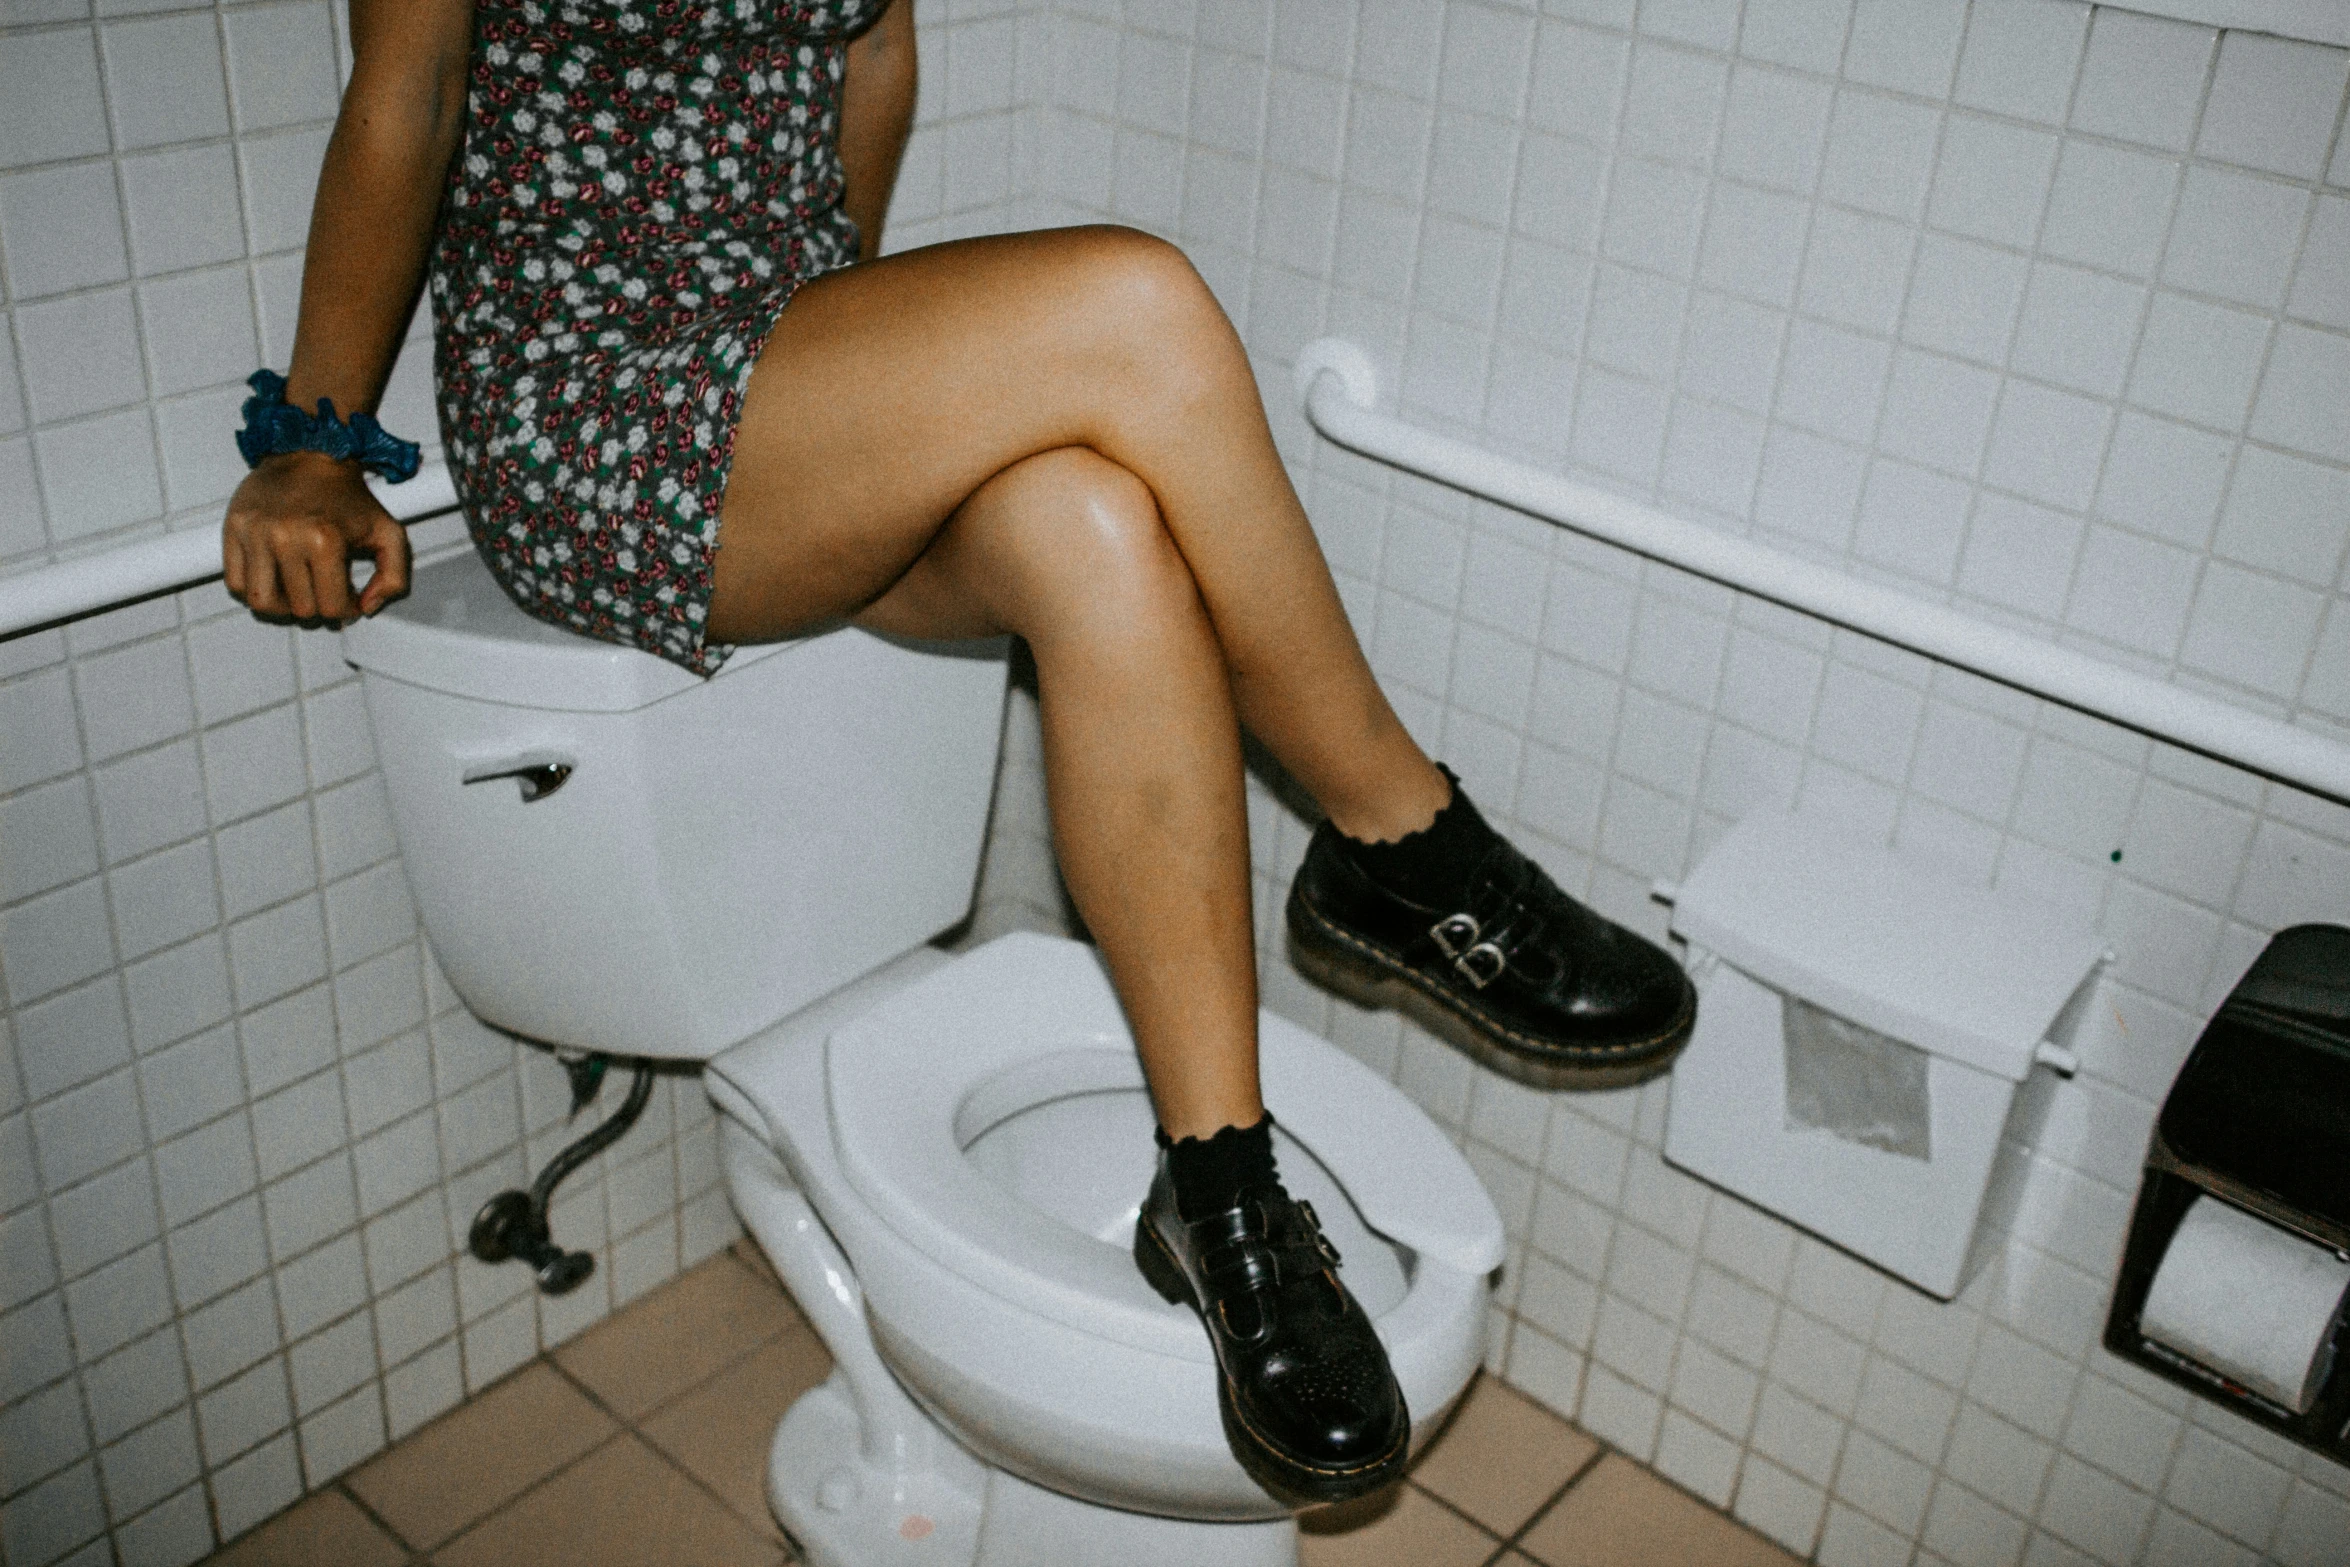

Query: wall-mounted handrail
0,461,460,639
1292,338,2350,808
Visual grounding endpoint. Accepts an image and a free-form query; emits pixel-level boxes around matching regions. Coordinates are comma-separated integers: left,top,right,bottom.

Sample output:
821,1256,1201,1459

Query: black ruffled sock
1337,764,1494,909
1161,1114,1280,1220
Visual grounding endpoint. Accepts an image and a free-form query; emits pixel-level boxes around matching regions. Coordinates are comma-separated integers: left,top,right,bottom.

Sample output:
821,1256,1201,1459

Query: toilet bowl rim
814,934,1505,1359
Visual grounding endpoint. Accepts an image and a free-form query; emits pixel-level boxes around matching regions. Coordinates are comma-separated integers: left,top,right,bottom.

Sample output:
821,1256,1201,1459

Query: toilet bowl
710,932,1504,1564
344,544,1506,1567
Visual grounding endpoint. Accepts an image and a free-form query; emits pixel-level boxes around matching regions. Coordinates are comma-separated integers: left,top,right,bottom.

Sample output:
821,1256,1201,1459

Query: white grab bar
0,461,460,638
1292,338,2350,807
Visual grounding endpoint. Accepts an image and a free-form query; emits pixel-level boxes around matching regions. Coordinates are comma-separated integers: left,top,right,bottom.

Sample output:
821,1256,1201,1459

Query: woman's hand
221,452,412,624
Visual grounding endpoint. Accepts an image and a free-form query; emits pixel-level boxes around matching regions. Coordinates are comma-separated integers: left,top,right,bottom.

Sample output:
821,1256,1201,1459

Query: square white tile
100,10,230,151
138,267,259,401
2094,411,2232,550
31,410,165,542
1699,180,1810,309
2008,261,2144,400
1926,113,2056,250
237,128,332,255
1900,232,2024,365
2213,445,2350,589
2249,323,2350,464
1719,64,1833,196
118,144,248,278
1951,0,2087,125
2288,195,2350,331
0,162,132,300
1842,0,1965,99
1983,378,2110,511
2194,32,2349,182
1875,347,1998,476
2179,561,2326,699
2161,165,2310,312
1619,40,1727,168
2069,8,2213,153
1817,87,1938,222
17,291,147,428
0,25,110,167
2037,140,2178,281
2126,293,2271,433
1528,20,1629,147
1738,0,1854,76
1798,206,1913,334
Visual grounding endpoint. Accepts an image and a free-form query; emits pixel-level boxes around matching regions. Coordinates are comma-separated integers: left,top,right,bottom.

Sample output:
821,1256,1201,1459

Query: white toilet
344,544,1507,1567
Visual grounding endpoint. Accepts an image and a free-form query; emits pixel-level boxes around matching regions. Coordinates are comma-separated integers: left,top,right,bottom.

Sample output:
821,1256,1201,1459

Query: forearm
281,113,460,415
282,3,473,416
838,0,917,263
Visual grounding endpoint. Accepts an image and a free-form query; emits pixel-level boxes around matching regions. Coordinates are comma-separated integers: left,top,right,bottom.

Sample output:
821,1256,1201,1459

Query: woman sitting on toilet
219,0,1693,1504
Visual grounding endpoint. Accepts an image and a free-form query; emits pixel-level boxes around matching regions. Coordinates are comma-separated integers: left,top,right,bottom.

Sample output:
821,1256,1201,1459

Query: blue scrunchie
234,370,421,483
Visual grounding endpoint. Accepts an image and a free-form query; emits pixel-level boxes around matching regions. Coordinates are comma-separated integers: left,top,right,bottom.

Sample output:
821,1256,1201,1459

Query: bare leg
711,226,1449,842
850,449,1260,1137
710,226,1446,1136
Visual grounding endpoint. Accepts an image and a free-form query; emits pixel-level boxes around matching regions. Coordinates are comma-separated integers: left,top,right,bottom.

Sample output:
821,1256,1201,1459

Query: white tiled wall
1014,1,2348,1564
0,3,1039,1564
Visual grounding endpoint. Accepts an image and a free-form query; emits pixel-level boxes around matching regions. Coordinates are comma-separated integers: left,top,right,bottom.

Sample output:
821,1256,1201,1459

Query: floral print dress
429,0,887,673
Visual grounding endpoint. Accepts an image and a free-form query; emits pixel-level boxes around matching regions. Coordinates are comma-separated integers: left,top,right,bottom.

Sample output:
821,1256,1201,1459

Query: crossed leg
709,225,1449,1138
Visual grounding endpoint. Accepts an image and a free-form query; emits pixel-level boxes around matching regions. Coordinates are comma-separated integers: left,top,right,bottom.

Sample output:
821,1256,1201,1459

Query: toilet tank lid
1671,810,2105,1082
340,544,787,713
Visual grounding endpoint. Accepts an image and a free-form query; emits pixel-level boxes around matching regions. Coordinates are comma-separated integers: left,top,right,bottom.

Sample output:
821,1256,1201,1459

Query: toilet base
771,1373,1298,1567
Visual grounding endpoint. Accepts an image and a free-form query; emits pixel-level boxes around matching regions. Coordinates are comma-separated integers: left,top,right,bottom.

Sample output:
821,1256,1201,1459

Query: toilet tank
342,545,1008,1060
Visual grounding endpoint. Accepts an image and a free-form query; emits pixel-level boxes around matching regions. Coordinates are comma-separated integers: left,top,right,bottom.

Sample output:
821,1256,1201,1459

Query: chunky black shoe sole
1288,887,1694,1091
1133,1220,1410,1506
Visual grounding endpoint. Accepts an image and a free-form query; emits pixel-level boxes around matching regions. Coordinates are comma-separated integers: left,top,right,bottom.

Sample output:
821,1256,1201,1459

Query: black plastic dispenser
2104,923,2350,1462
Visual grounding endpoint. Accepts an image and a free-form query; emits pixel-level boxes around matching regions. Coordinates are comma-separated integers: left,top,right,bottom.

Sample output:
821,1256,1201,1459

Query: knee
1064,227,1234,398
978,448,1201,632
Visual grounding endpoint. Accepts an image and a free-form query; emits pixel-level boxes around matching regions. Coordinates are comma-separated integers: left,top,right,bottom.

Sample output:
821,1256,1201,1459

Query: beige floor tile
640,1324,835,1535
1410,1374,1600,1535
1299,1485,1503,1567
430,1434,785,1567
1518,1455,1802,1567
555,1253,804,1418
347,1362,616,1548
203,1489,409,1567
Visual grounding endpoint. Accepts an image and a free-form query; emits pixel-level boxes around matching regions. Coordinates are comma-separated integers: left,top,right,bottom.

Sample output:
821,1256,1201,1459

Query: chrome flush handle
460,751,576,803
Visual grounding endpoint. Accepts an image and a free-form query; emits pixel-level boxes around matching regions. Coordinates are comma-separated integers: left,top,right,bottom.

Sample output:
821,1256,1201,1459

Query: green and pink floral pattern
430,0,884,672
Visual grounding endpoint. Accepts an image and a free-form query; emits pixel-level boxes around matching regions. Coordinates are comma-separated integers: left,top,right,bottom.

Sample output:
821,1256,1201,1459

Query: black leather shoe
1133,1157,1409,1505
1286,813,1695,1089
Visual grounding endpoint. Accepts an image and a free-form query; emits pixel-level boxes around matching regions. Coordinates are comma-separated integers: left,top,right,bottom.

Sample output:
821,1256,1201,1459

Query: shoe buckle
1430,912,1481,958
1292,1200,1343,1268
1454,941,1508,989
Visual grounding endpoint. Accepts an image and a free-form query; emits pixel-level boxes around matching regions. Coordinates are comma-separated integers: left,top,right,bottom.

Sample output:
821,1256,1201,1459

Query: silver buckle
1430,912,1480,958
1431,913,1506,988
1454,941,1507,989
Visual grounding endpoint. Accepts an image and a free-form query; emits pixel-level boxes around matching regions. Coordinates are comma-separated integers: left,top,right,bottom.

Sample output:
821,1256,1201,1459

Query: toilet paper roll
2141,1196,2350,1414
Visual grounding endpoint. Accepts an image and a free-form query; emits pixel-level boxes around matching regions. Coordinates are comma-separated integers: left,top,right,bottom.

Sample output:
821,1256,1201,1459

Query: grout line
328,1475,430,1562
426,1423,634,1560
535,1289,805,1546
1490,1435,1612,1564
1397,1476,1510,1557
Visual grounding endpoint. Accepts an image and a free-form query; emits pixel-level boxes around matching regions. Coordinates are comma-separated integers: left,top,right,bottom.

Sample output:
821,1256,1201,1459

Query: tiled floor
198,1244,1800,1567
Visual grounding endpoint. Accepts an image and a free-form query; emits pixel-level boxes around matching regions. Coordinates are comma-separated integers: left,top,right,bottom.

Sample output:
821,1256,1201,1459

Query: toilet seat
822,934,1506,1360
711,933,1508,1523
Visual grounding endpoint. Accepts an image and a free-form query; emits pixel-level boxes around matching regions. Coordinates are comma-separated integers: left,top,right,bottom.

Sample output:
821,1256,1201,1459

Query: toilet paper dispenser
2104,923,2350,1463
1661,810,2107,1301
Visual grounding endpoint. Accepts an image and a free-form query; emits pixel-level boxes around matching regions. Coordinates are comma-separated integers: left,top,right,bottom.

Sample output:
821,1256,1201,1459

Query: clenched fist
222,451,412,624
